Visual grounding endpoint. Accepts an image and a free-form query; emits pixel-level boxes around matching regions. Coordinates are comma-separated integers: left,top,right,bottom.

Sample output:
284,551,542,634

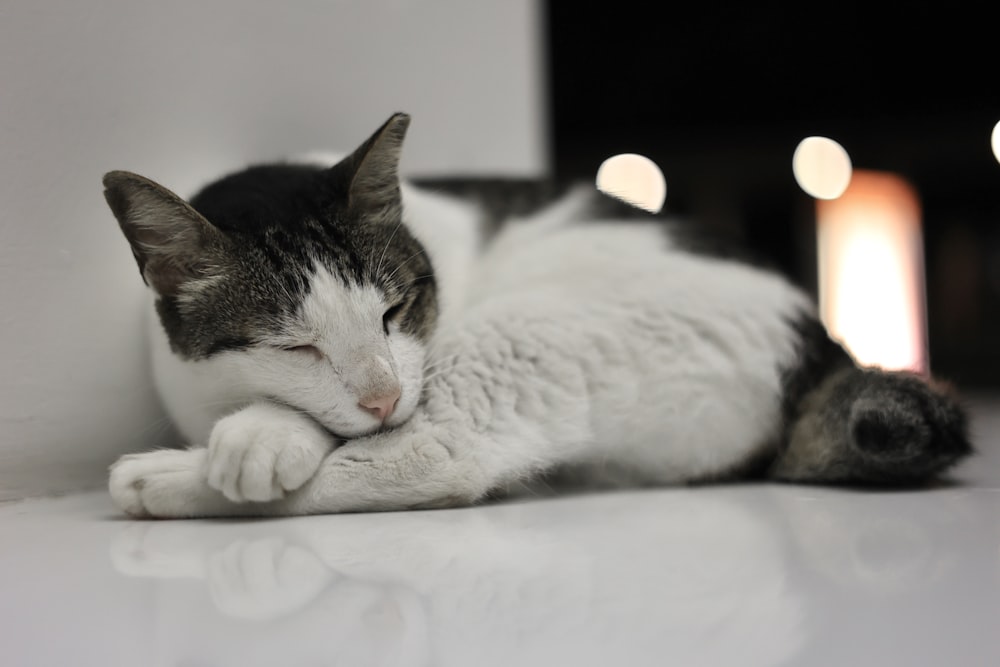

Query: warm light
817,171,926,374
992,120,1000,164
596,153,666,213
793,137,853,200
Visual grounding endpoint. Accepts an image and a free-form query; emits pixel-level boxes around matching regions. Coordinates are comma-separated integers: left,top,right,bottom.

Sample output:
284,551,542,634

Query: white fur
152,267,425,445
111,174,813,517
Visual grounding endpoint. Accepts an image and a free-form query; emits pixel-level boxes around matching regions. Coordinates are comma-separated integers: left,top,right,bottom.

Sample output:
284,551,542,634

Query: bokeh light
793,137,853,200
596,153,666,213
991,120,1000,164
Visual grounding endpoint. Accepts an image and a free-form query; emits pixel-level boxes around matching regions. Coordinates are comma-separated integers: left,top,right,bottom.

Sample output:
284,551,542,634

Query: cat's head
103,113,437,438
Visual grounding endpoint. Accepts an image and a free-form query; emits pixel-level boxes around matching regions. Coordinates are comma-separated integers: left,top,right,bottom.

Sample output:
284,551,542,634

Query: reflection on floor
3,399,999,667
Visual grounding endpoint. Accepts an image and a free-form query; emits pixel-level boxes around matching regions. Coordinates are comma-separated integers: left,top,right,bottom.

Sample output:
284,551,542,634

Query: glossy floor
3,403,1000,667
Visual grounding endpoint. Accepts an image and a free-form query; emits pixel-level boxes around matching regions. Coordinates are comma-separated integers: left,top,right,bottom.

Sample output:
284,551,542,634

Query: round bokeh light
991,120,1000,165
792,136,853,200
596,153,666,213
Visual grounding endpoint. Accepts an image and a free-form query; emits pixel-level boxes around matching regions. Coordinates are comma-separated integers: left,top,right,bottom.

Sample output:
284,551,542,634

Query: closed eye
283,344,324,360
383,303,404,335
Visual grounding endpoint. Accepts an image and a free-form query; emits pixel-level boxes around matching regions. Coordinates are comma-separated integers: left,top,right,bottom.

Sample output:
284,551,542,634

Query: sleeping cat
104,112,972,518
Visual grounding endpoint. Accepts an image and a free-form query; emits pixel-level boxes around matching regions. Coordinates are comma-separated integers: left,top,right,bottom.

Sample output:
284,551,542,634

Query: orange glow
817,170,927,374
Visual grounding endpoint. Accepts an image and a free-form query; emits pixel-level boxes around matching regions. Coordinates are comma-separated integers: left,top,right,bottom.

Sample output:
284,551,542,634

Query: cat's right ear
103,171,223,297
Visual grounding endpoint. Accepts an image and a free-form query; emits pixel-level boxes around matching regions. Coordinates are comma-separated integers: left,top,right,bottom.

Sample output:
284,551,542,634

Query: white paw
207,537,333,620
207,403,334,503
109,448,215,518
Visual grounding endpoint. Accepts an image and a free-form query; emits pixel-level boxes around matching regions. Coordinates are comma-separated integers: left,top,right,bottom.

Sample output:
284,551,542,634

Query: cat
103,112,972,518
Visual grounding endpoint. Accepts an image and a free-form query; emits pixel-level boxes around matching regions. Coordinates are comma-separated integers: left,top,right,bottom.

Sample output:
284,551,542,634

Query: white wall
0,0,546,501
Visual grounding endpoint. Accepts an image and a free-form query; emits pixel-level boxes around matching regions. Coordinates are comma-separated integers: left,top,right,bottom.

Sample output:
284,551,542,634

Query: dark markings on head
103,112,437,359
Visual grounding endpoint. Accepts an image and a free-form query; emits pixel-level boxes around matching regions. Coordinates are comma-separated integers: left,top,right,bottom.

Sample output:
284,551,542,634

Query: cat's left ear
330,112,410,218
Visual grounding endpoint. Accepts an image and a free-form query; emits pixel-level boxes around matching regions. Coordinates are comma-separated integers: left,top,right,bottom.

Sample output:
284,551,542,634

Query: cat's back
472,191,810,322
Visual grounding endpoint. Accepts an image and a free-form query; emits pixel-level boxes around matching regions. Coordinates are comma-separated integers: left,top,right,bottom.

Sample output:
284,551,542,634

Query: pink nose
359,388,401,422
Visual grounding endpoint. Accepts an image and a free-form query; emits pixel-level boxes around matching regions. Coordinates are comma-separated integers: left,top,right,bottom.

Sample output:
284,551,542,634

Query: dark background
544,3,1000,387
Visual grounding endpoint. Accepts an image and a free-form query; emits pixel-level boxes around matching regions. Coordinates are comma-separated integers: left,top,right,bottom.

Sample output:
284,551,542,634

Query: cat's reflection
113,519,431,667
770,488,971,594
109,487,966,667
110,490,808,667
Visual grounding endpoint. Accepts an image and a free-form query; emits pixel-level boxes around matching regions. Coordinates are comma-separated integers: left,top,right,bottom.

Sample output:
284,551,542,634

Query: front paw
109,448,212,518
207,403,334,503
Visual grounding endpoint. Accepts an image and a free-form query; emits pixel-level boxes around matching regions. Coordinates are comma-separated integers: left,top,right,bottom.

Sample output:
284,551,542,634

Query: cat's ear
331,112,410,217
103,170,224,297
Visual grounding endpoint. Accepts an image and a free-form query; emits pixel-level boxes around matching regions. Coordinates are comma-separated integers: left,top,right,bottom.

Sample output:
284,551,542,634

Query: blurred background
0,0,995,500
546,4,999,386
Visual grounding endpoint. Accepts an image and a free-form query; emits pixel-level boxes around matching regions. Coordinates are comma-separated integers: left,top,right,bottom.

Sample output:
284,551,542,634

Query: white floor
3,402,1000,667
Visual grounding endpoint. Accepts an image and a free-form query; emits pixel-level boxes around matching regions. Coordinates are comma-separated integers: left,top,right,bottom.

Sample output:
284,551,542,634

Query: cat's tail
771,319,972,485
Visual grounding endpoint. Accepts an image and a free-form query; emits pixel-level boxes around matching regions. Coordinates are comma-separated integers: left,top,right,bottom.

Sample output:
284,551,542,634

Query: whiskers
420,351,476,387
374,220,404,278
383,247,429,287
